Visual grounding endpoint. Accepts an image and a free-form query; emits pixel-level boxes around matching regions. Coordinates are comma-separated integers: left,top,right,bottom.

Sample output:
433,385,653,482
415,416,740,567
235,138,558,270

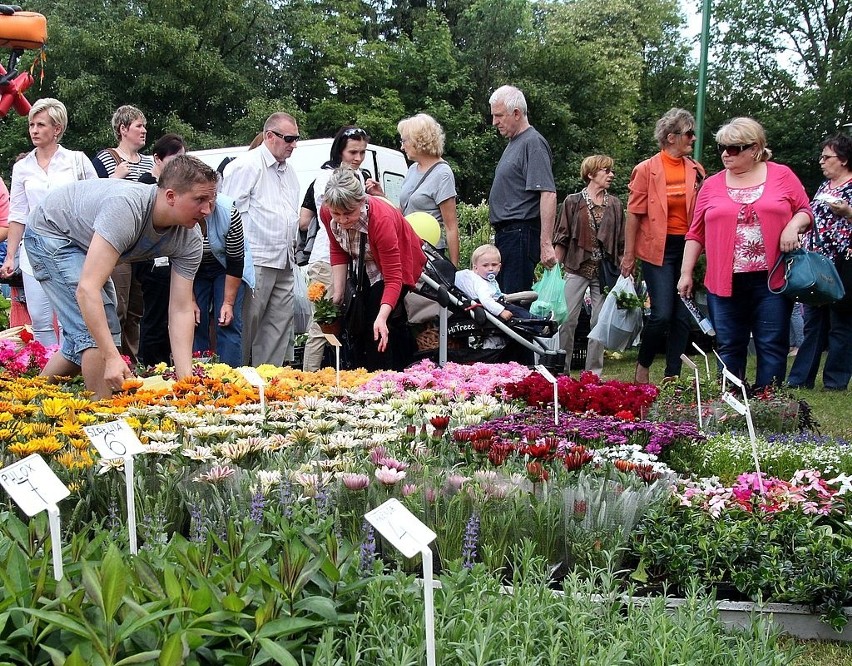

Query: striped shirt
93,148,155,182
202,204,245,278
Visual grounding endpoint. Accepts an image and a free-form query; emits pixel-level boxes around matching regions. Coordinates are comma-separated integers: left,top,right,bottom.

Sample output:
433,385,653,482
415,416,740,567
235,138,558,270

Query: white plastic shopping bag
588,275,643,351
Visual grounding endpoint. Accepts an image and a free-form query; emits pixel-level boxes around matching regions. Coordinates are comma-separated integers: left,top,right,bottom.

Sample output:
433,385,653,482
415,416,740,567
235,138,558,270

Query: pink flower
342,473,370,491
375,466,406,485
401,483,417,497
377,457,408,472
368,446,389,465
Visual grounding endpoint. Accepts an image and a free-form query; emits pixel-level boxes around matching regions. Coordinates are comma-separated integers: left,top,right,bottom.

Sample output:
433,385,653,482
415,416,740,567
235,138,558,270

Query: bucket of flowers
307,281,341,335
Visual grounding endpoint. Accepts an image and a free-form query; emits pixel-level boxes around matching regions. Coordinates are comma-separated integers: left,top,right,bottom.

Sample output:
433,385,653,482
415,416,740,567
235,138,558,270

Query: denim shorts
24,230,120,366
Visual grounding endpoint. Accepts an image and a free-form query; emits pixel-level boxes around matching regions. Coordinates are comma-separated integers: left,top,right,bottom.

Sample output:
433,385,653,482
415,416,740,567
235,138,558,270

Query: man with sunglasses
221,112,302,367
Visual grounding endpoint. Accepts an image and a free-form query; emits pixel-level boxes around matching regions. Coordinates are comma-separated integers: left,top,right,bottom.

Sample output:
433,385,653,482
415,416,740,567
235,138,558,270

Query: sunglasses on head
717,143,755,156
268,129,300,143
342,127,367,138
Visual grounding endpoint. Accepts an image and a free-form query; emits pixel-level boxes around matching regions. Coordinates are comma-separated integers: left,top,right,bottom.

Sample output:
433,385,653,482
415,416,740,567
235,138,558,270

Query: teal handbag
768,247,845,306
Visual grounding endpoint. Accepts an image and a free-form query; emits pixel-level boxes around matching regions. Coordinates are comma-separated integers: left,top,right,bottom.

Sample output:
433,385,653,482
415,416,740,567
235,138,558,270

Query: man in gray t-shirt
22,155,217,399
488,85,557,294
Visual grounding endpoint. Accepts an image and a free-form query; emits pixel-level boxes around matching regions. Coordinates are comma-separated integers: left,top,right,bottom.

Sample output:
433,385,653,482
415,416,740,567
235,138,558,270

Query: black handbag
597,255,620,293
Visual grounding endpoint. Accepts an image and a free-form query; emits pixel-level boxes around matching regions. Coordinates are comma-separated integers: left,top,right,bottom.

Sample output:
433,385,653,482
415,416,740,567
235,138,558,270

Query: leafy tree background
1,0,847,199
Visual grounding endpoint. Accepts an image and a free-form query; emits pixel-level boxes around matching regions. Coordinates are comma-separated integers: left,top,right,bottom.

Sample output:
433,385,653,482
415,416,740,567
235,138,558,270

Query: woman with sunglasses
553,154,624,375
787,134,852,390
623,108,705,384
679,117,812,389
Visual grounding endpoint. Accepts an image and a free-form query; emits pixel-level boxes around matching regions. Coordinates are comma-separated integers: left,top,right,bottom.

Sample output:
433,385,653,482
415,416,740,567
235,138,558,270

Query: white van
190,138,409,206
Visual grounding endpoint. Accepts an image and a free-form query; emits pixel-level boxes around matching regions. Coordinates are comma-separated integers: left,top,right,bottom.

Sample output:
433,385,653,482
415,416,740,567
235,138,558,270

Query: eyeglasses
268,129,300,143
342,128,367,138
819,154,838,162
675,129,696,138
599,167,613,174
717,143,755,156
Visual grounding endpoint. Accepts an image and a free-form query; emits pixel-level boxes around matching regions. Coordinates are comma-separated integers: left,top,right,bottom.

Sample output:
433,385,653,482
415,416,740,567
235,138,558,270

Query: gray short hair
111,105,146,143
654,108,695,148
489,85,528,117
324,168,366,210
29,98,68,141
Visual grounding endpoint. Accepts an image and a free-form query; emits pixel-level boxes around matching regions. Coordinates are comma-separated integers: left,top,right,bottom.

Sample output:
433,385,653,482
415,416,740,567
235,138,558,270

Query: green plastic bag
530,266,567,323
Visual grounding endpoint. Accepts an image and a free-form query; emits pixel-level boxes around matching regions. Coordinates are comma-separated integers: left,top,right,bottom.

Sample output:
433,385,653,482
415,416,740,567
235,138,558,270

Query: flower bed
0,351,850,660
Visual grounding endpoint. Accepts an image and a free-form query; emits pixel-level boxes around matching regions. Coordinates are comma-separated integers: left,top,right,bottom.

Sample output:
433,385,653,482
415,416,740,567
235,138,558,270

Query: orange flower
306,281,327,302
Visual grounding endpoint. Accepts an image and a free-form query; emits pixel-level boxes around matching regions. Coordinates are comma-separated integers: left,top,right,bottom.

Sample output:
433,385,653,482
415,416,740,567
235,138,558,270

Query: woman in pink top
679,117,812,389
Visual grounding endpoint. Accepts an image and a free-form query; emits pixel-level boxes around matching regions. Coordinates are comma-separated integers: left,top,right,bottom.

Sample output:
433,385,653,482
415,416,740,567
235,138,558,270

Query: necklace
116,148,140,164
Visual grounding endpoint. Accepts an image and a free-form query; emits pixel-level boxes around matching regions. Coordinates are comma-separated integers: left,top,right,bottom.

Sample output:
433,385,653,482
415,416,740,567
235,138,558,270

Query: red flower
526,461,549,482
20,328,33,343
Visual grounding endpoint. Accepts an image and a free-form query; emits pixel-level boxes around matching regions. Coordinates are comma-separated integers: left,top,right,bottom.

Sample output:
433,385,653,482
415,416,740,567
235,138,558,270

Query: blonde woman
0,98,98,345
397,113,459,265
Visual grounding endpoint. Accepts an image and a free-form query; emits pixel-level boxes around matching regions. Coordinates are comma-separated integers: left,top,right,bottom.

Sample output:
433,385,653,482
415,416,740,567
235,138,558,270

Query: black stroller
407,243,565,372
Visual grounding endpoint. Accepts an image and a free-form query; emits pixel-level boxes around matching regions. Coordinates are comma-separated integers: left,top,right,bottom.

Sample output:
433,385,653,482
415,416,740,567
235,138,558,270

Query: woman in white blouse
0,98,98,345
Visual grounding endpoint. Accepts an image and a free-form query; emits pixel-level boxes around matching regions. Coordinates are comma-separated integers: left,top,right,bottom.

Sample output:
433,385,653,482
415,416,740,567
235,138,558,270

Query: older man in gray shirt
488,85,557,294
20,155,217,399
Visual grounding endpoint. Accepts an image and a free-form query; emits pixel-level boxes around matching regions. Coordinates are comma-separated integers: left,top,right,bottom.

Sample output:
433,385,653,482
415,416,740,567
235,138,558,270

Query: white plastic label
239,367,265,387
83,419,145,459
0,454,70,517
722,391,747,415
365,498,436,559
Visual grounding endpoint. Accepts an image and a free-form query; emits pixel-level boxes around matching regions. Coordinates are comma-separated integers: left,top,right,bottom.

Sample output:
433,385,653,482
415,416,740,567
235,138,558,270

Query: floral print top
729,183,768,273
807,178,852,261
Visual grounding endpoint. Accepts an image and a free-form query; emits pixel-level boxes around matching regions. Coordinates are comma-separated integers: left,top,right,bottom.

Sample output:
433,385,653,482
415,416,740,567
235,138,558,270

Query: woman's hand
779,221,803,253
365,179,385,197
373,304,392,352
112,161,131,179
677,273,693,299
829,199,852,220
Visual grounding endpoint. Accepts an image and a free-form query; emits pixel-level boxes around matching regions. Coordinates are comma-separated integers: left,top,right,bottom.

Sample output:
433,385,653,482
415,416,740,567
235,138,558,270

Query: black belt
492,218,541,232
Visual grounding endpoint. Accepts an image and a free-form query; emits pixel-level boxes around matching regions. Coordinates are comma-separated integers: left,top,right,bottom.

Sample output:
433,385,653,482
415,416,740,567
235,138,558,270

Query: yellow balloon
405,211,441,246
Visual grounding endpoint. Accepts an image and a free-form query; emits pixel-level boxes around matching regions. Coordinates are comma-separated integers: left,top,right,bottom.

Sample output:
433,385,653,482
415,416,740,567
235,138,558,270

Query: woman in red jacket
320,167,426,370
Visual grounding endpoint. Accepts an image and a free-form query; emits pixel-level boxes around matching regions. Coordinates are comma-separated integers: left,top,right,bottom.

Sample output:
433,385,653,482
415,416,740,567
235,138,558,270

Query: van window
382,171,405,207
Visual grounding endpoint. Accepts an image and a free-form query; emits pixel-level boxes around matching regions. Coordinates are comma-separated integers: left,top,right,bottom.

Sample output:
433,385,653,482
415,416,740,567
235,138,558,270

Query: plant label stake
0,454,69,580
84,419,145,554
535,364,559,425
365,499,438,666
323,333,342,387
691,342,711,381
720,368,763,494
239,366,267,417
680,354,703,429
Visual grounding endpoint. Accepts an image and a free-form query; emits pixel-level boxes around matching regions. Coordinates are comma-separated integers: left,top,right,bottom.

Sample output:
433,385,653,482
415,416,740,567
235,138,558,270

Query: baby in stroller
454,244,544,322
409,242,563,370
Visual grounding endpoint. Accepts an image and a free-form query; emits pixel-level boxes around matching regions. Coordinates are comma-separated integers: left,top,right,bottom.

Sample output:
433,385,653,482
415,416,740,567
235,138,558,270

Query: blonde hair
29,98,68,141
470,243,501,269
715,117,772,162
580,155,614,183
397,113,445,157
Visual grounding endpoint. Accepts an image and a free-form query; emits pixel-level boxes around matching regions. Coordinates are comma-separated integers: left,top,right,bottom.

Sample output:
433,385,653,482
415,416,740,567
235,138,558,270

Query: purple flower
462,512,480,569
359,521,377,575
249,491,265,525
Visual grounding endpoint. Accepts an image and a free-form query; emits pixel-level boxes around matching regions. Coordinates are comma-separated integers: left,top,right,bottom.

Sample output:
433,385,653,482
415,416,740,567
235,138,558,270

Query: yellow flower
0,412,13,424
20,422,53,438
8,386,40,403
40,397,69,419
75,413,98,425
56,420,84,437
55,450,94,471
8,436,63,457
69,437,91,451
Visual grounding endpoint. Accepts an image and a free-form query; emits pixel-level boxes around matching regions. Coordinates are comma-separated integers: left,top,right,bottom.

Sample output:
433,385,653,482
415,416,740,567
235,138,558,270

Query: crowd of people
0,84,849,394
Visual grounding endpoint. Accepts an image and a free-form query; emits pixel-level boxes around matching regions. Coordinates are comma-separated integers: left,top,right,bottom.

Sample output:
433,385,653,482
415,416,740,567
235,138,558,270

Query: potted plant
307,281,341,335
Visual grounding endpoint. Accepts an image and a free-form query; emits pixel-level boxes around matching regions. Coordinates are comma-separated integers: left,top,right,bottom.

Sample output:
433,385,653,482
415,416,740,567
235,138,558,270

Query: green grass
599,349,852,439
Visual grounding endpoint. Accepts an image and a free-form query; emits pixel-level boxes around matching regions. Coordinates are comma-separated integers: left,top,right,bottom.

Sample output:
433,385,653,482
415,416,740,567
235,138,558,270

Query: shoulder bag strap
409,161,444,199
